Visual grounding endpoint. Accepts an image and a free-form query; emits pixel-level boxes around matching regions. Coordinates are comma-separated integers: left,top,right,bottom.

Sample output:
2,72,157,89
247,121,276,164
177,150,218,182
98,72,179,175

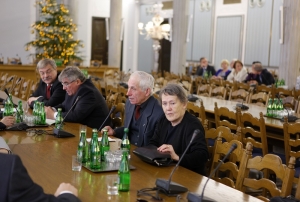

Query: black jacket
196,65,216,77
29,73,65,108
55,79,110,129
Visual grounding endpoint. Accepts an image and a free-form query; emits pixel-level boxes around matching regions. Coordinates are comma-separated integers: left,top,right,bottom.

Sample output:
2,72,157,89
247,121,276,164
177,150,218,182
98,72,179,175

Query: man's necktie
135,105,141,120
46,85,51,99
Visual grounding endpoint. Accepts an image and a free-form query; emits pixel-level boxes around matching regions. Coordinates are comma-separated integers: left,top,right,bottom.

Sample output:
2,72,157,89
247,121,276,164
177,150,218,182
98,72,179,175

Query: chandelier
137,2,171,72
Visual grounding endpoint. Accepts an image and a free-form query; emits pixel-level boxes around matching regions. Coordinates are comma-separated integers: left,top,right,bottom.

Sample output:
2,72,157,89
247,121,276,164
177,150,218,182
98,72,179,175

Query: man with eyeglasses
45,66,110,129
27,59,65,108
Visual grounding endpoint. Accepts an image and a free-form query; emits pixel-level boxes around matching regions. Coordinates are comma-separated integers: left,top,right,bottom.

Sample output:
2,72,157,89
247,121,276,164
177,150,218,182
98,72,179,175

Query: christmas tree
25,0,83,65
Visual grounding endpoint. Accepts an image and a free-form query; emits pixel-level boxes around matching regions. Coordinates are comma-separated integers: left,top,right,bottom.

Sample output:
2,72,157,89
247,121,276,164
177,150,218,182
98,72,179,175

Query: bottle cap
124,128,129,133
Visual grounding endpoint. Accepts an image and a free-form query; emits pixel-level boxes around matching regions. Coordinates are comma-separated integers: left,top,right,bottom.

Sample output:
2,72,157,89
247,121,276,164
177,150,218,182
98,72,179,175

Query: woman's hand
157,144,179,161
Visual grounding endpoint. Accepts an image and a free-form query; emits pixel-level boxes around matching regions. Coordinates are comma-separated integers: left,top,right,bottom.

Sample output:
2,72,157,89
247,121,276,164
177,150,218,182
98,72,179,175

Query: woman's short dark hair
159,83,187,105
233,60,243,69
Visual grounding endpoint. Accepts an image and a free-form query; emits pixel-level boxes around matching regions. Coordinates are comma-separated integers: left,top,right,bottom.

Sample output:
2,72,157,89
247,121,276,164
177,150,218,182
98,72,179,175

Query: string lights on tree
25,0,83,65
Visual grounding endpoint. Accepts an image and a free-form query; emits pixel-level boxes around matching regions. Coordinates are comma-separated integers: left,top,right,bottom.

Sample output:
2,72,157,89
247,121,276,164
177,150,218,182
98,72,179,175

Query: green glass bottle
121,128,130,154
101,128,110,161
272,98,278,118
55,108,63,129
32,101,39,125
266,98,273,117
77,130,89,163
16,100,24,123
204,70,208,79
90,129,101,169
3,101,12,117
118,151,130,192
39,102,46,125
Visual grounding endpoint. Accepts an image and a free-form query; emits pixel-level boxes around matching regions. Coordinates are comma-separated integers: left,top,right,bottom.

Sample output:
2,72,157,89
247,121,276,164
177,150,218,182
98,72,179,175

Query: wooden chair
196,84,211,97
90,60,102,67
236,82,250,91
0,73,8,89
186,100,206,126
210,137,252,189
223,80,237,100
214,102,241,133
111,103,125,128
283,117,300,184
209,86,227,100
11,77,24,98
239,112,268,157
282,96,299,112
2,75,17,92
229,88,250,103
180,80,192,95
255,85,272,94
209,79,223,87
238,154,295,201
205,126,239,173
274,87,293,99
249,92,269,107
28,81,38,100
20,79,33,100
91,78,102,93
105,85,119,110
181,74,192,83
118,85,128,104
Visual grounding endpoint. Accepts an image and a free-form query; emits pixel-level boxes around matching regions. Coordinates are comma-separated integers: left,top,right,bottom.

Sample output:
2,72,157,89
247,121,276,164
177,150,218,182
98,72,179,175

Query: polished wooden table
195,95,289,141
2,123,262,202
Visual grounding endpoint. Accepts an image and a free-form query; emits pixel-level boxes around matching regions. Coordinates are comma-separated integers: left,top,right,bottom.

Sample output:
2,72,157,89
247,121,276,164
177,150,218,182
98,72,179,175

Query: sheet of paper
46,119,56,125
86,137,116,142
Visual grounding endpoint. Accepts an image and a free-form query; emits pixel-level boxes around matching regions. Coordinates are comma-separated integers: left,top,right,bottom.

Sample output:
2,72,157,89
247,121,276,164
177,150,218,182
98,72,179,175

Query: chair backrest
2,75,17,92
210,138,252,189
197,84,210,97
91,78,102,93
283,117,300,183
210,86,227,100
249,92,269,107
117,85,128,103
11,77,24,98
20,79,33,100
236,82,250,91
239,112,268,156
256,85,272,94
274,87,293,99
105,85,119,110
239,154,295,201
229,88,250,103
214,102,241,132
111,103,125,128
282,96,299,112
186,101,206,125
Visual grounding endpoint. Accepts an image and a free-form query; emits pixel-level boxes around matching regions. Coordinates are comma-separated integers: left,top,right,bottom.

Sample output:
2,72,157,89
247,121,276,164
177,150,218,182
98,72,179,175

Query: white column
279,1,300,88
108,0,122,68
170,0,189,74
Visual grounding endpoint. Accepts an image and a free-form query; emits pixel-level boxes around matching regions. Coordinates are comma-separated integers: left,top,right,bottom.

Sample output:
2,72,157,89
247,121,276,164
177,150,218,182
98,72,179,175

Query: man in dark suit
45,66,110,129
27,59,65,108
104,71,164,147
0,153,80,202
196,57,216,77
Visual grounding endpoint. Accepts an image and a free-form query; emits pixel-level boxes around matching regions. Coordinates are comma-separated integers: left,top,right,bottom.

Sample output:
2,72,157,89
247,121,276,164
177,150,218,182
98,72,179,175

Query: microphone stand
97,105,116,132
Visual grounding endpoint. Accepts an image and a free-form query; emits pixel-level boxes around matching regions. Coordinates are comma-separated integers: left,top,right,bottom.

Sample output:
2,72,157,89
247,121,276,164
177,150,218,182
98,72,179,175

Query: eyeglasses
61,80,75,87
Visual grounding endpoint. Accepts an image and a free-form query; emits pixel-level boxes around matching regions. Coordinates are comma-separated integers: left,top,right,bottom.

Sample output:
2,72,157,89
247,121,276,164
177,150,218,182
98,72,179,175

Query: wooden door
159,20,171,75
91,17,108,65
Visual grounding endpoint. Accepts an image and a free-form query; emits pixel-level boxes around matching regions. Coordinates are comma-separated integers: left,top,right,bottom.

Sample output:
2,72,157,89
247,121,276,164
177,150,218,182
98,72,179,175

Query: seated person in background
0,116,15,130
45,66,110,129
28,59,65,108
229,59,237,69
196,57,216,77
149,84,208,175
105,71,164,146
0,153,80,202
247,63,275,86
226,60,248,83
244,61,261,84
211,59,231,80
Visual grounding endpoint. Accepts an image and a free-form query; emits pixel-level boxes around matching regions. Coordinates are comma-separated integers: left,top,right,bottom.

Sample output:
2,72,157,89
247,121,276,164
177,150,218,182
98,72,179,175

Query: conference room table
2,122,262,202
194,95,296,141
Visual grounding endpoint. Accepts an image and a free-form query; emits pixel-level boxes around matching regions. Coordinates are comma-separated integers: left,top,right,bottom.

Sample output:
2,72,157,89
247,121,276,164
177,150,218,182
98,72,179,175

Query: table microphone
276,94,298,122
155,129,200,196
236,92,249,110
53,96,81,138
4,88,23,122
187,143,238,202
97,105,116,132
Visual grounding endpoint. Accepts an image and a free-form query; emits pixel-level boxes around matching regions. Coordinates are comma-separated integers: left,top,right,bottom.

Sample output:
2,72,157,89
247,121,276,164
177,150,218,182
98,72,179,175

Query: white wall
213,0,248,66
0,0,36,64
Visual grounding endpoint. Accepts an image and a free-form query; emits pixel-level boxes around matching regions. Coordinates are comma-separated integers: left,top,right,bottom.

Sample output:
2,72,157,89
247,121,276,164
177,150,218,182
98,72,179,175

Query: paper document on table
1,108,16,112
46,119,56,125
86,137,116,142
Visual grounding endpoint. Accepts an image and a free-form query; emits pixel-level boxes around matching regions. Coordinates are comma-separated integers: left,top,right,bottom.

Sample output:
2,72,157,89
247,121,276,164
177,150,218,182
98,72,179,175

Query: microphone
97,105,116,132
276,94,298,122
53,96,81,138
1,76,14,90
9,77,22,94
155,129,200,196
236,91,249,110
187,143,238,202
4,88,23,122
